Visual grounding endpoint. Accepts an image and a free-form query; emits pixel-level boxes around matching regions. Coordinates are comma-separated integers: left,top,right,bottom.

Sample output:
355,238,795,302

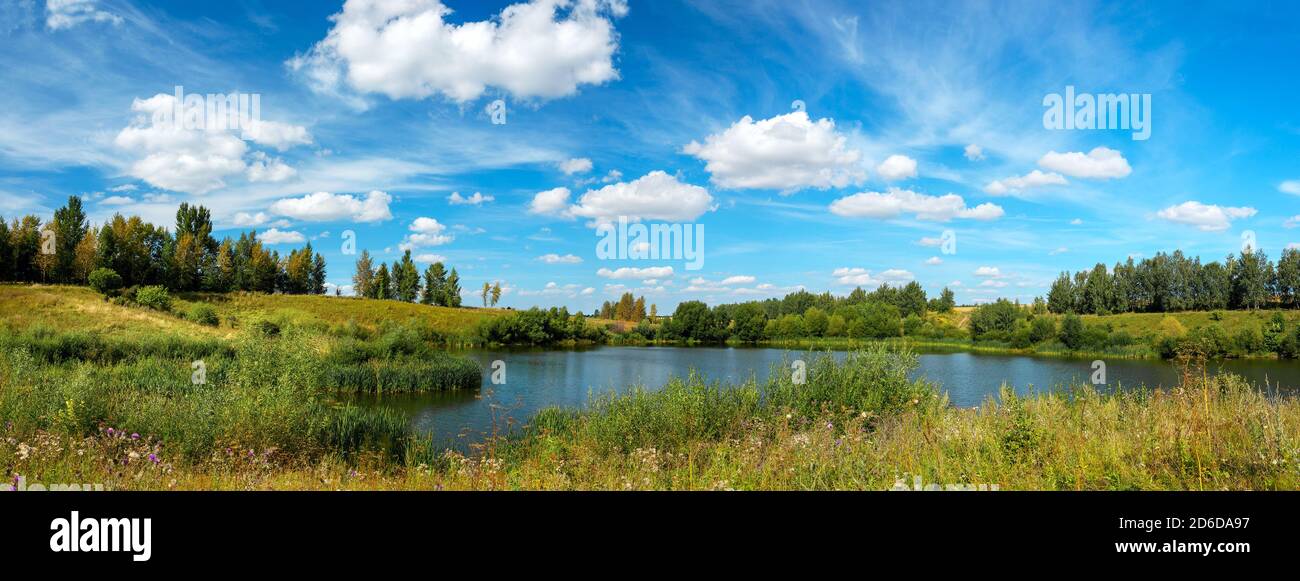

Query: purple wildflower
148,453,159,464
131,433,140,440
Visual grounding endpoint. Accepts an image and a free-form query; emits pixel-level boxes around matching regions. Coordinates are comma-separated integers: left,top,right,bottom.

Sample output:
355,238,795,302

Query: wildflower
131,433,140,440
825,421,834,430
106,427,115,436
148,453,159,464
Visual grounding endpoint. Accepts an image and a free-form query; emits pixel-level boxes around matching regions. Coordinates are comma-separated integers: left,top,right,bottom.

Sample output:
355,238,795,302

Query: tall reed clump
319,326,481,393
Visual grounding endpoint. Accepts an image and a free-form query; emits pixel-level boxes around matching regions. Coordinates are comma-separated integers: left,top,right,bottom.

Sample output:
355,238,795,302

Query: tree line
597,292,654,322
351,250,464,307
0,196,327,294
1046,249,1300,315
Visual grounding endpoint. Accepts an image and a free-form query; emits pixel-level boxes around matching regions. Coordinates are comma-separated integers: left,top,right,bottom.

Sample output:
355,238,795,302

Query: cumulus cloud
829,188,1003,222
832,267,913,286
269,191,393,223
413,253,448,264
537,253,583,264
875,154,917,181
529,186,572,217
113,93,310,195
568,171,714,224
46,0,121,30
719,275,755,285
683,111,865,193
559,157,594,175
964,144,984,161
448,191,494,205
925,257,943,265
1037,147,1131,179
974,266,1001,277
983,170,1067,196
1280,180,1300,195
1156,201,1257,232
259,228,306,244
400,217,454,249
597,266,674,279
289,0,627,103
100,196,134,206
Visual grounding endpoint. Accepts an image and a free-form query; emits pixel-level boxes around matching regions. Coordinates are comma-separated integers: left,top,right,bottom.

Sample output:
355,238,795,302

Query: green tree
421,262,445,305
373,263,391,299
445,268,462,307
395,250,420,302
51,196,89,283
731,302,767,342
353,250,375,298
490,281,502,306
1047,272,1074,314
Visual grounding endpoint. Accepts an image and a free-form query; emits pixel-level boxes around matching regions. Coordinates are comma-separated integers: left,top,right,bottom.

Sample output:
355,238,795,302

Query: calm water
351,346,1300,448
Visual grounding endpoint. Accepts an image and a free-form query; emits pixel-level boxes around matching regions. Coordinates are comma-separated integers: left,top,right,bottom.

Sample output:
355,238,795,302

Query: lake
351,346,1300,448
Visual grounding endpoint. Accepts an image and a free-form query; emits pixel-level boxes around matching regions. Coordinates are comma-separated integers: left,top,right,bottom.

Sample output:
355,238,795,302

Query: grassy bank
3,341,1297,490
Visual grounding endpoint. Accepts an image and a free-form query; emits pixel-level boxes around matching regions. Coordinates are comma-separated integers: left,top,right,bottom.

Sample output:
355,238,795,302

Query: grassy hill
0,284,511,341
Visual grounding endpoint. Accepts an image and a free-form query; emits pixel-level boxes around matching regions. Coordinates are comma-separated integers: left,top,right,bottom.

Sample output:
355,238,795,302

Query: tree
51,196,88,283
395,250,420,302
649,304,657,319
310,252,327,294
353,251,375,298
480,281,490,307
1060,314,1085,349
664,301,724,342
1083,263,1113,315
969,299,1024,340
1047,272,1074,314
803,306,829,336
445,268,462,307
490,281,502,306
1232,249,1270,310
87,267,122,296
930,287,956,313
1277,248,1300,308
0,218,11,281
898,281,928,317
373,263,391,299
731,303,767,342
421,263,444,305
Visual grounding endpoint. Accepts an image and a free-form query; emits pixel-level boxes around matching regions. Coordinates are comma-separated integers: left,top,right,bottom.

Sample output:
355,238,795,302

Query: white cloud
1037,147,1131,179
683,111,865,193
918,236,943,247
569,171,714,224
984,170,1067,195
529,186,572,217
580,287,595,295
289,0,627,103
259,228,306,244
233,212,272,227
719,275,756,285
832,267,913,286
964,144,984,161
108,184,138,192
448,191,494,206
974,266,1001,277
1070,218,1084,225
100,196,134,206
246,152,297,183
413,253,448,264
1156,201,1257,232
537,253,583,264
269,190,393,223
46,0,121,30
114,93,310,195
243,120,313,151
1280,181,1300,195
559,157,594,175
925,257,942,265
400,217,454,249
1050,247,1069,255
597,266,674,279
1286,216,1300,229
875,154,918,181
979,280,1008,288
829,188,1003,221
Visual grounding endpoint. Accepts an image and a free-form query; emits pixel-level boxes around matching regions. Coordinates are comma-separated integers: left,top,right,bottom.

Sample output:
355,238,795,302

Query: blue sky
2,0,1298,311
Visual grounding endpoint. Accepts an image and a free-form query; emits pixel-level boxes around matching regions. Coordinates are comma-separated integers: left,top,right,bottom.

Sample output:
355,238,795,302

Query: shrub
87,268,123,296
186,303,219,326
134,285,172,311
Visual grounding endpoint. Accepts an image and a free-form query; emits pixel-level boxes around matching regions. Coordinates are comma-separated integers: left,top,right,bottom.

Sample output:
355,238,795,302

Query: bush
134,285,172,311
186,303,219,326
87,268,123,296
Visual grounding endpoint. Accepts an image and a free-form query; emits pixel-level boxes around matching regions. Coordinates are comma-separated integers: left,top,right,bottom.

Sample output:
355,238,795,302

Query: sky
1,0,1298,312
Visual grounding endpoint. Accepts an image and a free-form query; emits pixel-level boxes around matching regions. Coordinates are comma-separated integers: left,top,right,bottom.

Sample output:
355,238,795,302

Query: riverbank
4,345,1297,491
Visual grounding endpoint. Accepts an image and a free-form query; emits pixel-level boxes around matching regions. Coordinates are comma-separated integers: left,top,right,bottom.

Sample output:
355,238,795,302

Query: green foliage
87,267,123,296
134,285,172,311
970,299,1024,341
186,303,220,326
